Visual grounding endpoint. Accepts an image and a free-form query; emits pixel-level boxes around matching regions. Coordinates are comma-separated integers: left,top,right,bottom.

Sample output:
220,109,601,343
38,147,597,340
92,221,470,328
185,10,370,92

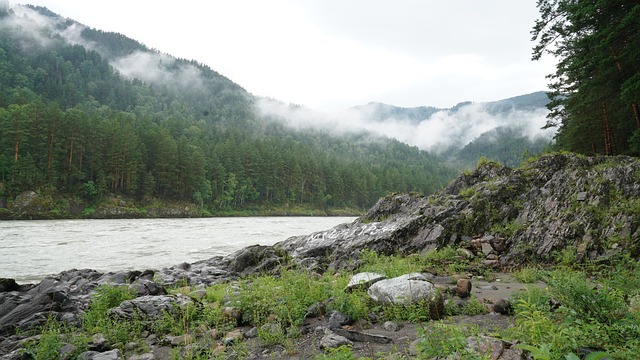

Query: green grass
512,266,544,283
20,249,640,359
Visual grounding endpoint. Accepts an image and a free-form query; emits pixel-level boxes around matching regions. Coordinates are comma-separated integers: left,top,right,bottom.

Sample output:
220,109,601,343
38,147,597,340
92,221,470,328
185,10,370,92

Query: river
0,217,355,283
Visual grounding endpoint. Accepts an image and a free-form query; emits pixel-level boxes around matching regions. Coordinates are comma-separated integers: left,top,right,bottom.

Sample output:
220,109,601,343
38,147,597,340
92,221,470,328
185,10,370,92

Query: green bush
546,270,627,324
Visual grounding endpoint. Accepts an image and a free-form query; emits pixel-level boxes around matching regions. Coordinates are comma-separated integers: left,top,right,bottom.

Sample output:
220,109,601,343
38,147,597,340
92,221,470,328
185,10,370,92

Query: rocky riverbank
1,153,639,359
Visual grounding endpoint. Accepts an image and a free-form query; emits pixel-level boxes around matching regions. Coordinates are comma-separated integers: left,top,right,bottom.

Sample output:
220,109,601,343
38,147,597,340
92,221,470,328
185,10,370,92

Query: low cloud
0,4,58,49
110,51,204,90
258,98,555,154
2,4,205,90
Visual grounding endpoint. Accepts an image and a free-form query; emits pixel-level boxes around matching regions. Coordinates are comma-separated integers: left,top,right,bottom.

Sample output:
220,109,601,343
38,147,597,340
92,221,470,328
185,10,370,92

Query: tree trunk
610,46,640,129
601,102,614,155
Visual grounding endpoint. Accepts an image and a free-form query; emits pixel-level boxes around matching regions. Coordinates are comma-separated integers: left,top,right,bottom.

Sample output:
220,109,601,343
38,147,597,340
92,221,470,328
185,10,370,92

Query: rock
89,333,109,352
489,237,507,253
222,329,243,346
319,333,352,350
0,287,75,335
259,322,283,337
456,248,475,259
484,260,500,268
109,295,188,321
0,279,20,293
77,351,100,360
60,343,76,358
305,302,325,318
367,273,434,305
128,277,166,297
244,327,258,338
456,278,472,298
480,285,499,291
501,348,526,360
481,242,495,256
492,299,512,315
225,245,283,275
383,321,400,332
467,335,506,359
408,338,422,357
332,328,392,344
152,347,172,360
576,192,588,201
188,289,207,301
128,354,154,360
629,294,640,313
222,306,243,322
77,349,122,360
346,272,386,292
165,334,192,346
327,310,353,329
367,273,444,319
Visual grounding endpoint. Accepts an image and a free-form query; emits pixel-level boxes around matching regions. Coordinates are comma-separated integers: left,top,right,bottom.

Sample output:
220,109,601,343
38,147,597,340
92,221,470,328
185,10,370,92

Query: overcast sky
19,0,556,111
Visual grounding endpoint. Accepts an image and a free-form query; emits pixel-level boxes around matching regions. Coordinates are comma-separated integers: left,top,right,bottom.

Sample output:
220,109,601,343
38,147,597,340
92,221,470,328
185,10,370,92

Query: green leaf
584,352,611,360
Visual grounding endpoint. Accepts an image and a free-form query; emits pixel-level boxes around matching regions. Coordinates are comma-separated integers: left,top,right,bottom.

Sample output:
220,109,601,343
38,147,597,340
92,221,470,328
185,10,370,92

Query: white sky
18,0,556,111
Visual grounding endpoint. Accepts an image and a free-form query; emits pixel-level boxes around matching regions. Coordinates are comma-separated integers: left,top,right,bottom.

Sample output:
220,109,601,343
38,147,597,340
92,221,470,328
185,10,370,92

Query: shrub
546,270,627,324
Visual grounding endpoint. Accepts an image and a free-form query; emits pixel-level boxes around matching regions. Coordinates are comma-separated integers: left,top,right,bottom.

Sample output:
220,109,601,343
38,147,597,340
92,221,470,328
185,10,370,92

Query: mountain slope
0,4,457,217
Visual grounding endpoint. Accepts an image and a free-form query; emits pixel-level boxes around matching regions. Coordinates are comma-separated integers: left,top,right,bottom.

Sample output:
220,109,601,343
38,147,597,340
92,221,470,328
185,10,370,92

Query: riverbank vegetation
20,248,640,359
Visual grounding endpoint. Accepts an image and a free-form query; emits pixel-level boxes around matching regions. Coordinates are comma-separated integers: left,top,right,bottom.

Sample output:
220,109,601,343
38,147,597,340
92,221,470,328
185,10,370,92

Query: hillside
0,4,457,218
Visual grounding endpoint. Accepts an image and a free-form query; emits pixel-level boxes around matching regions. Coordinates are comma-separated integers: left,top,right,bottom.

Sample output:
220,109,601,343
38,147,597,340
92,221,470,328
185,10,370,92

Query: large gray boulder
367,273,444,319
367,273,437,304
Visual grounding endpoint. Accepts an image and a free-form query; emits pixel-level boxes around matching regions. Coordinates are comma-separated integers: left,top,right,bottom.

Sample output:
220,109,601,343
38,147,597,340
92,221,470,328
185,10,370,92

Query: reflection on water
0,217,355,283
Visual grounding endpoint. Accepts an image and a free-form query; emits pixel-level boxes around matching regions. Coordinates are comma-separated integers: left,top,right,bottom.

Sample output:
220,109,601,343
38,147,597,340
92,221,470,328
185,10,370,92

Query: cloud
110,51,204,89
258,97,555,154
0,4,58,48
1,4,205,91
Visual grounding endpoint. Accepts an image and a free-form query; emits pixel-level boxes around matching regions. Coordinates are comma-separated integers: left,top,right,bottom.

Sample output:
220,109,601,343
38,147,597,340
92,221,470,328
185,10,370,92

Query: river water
0,217,355,283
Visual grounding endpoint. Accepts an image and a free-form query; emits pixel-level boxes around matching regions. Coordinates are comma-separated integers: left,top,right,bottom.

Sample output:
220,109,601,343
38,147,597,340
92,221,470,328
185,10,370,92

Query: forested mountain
0,4,457,214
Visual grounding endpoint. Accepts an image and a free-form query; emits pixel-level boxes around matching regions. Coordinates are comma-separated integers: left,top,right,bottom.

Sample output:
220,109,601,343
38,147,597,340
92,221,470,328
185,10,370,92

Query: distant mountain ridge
351,92,553,167
352,91,550,123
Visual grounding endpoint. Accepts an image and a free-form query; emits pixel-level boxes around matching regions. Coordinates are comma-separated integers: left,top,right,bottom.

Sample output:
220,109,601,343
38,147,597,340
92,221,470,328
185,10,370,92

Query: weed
551,246,578,268
25,317,65,360
546,269,627,324
461,296,487,316
313,345,362,360
257,323,287,346
416,322,481,359
512,266,543,283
